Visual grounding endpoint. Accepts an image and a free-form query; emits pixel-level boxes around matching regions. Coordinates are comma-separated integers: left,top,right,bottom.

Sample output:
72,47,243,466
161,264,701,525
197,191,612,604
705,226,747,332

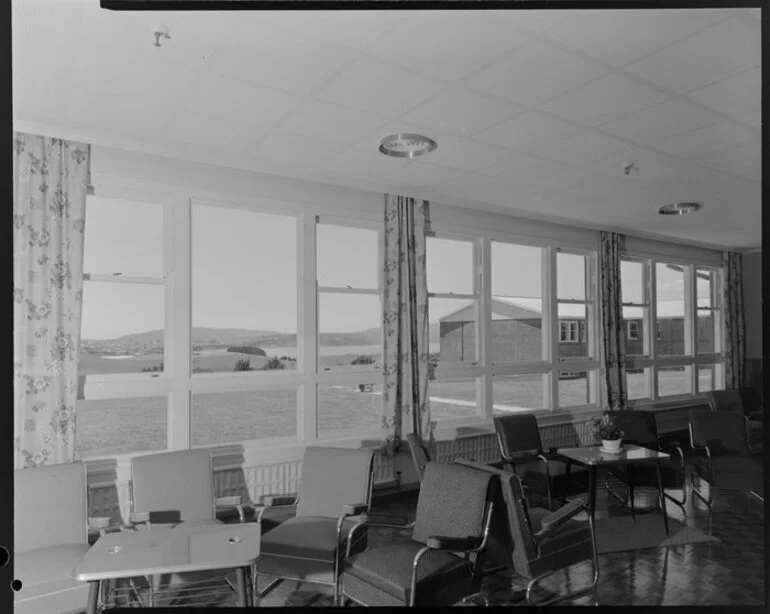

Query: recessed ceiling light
378,133,437,158
658,202,703,215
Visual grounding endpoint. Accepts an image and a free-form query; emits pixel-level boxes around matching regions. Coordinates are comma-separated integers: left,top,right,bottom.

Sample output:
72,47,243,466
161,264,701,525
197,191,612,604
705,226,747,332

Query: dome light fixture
379,133,437,158
658,202,703,215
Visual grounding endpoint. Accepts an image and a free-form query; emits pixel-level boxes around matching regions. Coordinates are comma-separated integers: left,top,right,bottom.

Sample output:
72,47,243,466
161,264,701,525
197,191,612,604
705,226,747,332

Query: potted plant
592,415,624,453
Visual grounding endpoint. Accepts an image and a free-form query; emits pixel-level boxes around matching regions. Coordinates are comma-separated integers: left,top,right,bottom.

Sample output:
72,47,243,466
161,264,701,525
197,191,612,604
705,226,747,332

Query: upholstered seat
260,516,363,563
14,461,91,614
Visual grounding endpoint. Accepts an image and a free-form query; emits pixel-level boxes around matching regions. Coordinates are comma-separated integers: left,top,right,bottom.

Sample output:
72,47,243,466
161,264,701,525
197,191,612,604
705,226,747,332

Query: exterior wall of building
624,316,714,356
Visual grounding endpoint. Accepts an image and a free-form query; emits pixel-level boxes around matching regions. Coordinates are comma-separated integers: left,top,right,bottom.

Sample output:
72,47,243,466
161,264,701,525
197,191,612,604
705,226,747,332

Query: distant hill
83,323,441,352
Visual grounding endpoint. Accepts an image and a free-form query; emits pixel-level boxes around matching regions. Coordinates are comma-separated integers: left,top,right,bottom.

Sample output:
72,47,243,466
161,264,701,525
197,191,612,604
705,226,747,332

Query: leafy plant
233,358,252,372
141,362,164,372
592,415,624,440
262,356,285,371
351,355,375,365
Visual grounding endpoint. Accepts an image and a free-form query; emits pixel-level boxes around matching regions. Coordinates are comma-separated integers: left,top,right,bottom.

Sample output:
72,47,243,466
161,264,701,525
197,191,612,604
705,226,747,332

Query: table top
72,522,261,582
557,444,670,466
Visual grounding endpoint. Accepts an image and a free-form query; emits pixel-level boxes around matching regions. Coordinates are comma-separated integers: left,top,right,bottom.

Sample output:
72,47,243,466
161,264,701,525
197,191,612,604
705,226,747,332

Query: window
192,205,297,375
560,321,579,342
620,256,724,403
627,321,639,340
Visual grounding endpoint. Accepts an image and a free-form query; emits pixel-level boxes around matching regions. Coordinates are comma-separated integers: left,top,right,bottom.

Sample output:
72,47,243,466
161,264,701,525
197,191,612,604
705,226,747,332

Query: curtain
13,133,90,467
381,194,432,454
723,251,745,389
598,231,628,410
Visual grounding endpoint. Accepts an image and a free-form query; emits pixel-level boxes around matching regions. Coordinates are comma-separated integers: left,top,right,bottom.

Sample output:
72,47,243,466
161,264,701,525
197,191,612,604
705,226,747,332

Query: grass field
75,370,709,459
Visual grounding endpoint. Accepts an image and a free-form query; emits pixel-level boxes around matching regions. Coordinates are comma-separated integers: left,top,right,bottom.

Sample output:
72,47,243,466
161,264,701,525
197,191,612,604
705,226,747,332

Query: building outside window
627,321,639,340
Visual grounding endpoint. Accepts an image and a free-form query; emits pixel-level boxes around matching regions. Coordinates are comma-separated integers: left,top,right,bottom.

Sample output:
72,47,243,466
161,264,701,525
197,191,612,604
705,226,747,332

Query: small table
72,522,260,613
557,444,671,536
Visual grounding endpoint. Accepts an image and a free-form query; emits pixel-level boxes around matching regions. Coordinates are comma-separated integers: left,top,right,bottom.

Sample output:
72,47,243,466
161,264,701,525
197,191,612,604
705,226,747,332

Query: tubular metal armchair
689,409,764,507
494,413,588,509
130,448,249,529
455,458,599,606
254,446,375,605
339,461,497,607
602,411,688,511
708,389,763,450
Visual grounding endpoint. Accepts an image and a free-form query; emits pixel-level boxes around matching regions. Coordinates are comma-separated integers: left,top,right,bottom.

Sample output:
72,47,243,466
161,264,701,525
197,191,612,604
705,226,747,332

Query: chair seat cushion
15,543,91,602
343,541,472,604
260,516,357,563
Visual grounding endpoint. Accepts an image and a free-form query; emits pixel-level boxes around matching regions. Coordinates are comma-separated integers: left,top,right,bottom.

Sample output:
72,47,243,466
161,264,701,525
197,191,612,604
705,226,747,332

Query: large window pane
696,310,718,354
557,252,586,301
621,260,645,304
493,374,546,413
192,205,297,374
429,378,479,421
427,237,474,295
623,316,647,356
79,282,165,375
83,197,164,278
317,383,381,438
318,294,381,373
431,298,477,368
76,396,167,458
656,263,686,356
558,304,592,359
191,389,297,446
559,371,597,407
491,242,544,362
317,225,378,289
627,368,652,400
656,366,693,397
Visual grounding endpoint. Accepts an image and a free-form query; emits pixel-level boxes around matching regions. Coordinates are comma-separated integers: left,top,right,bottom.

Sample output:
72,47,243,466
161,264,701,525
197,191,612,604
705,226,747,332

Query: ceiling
12,2,762,249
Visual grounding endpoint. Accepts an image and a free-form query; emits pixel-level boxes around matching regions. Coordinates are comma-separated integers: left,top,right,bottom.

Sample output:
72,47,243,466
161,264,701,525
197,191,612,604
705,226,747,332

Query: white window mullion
648,259,659,400
168,194,191,451
546,247,558,410
298,214,318,442
477,238,491,419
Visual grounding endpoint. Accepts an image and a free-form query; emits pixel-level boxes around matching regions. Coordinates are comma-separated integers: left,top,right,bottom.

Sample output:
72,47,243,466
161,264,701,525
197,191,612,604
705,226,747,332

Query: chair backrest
15,461,88,552
297,447,375,518
604,411,658,446
131,449,216,523
739,387,762,414
406,433,431,482
689,410,749,456
493,413,543,460
411,461,496,546
708,390,745,415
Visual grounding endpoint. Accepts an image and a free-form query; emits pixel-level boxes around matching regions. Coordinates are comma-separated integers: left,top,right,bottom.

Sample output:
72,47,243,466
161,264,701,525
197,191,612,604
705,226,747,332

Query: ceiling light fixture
658,202,703,215
379,133,437,158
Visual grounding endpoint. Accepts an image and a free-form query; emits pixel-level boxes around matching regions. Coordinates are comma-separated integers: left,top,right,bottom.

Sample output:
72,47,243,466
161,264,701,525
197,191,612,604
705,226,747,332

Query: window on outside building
627,321,639,340
560,321,579,342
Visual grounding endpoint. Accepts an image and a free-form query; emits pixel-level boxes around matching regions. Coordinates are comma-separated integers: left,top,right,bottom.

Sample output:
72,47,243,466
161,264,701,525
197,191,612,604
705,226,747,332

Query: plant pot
602,439,622,453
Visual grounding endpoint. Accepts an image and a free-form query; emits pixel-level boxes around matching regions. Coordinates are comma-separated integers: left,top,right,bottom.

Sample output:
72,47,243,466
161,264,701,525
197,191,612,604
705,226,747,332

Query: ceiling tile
422,138,514,173
401,87,522,137
316,58,447,119
534,131,632,168
183,73,304,127
586,147,717,184
480,153,589,187
260,10,406,50
739,111,761,130
542,9,730,67
687,68,761,120
540,74,669,127
475,112,584,152
600,99,722,145
379,160,463,188
366,11,532,82
655,121,757,158
208,24,357,96
624,17,760,94
165,111,265,154
488,9,571,33
463,40,608,106
247,131,346,167
279,101,388,145
697,141,761,181
314,146,404,179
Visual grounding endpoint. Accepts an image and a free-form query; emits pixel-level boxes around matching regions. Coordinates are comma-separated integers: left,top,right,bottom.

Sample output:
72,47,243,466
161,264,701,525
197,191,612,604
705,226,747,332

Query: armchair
493,413,588,509
339,461,496,606
689,409,763,507
455,458,599,606
254,446,375,605
708,389,762,450
602,411,688,511
14,462,91,614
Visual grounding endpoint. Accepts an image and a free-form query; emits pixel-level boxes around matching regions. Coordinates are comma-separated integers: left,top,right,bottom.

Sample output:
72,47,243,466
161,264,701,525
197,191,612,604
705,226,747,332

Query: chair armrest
426,536,482,551
256,494,299,524
216,496,250,523
129,510,181,528
356,513,416,529
534,498,586,539
659,441,686,465
342,503,369,516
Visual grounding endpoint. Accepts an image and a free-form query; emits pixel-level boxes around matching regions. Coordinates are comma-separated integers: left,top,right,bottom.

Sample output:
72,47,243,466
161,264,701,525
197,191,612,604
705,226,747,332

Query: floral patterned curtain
598,231,628,410
381,194,432,454
723,251,745,389
13,133,90,468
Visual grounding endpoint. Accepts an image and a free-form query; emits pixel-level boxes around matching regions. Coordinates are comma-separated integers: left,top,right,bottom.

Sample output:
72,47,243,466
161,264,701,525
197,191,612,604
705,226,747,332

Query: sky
80,196,709,340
